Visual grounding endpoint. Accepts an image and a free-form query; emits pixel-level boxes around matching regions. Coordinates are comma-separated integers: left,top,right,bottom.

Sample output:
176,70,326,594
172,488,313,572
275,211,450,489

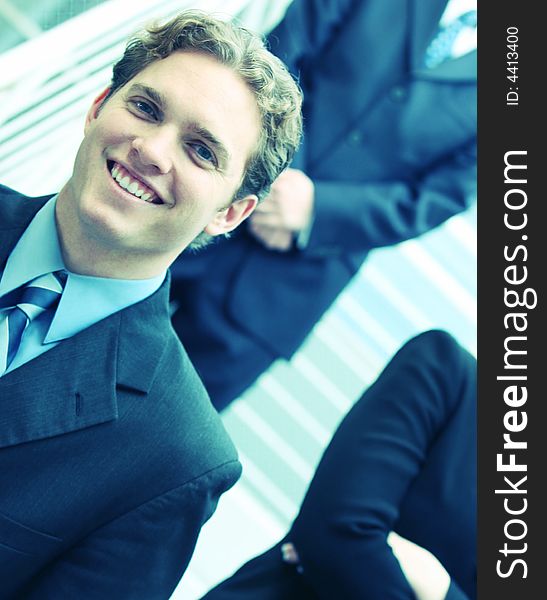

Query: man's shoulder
130,352,241,495
0,184,23,198
0,184,53,202
0,184,54,227
119,295,240,477
156,337,240,463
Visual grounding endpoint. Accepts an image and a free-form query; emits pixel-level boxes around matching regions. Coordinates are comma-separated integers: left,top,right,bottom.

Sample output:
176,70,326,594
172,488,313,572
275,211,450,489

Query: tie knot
0,270,68,375
19,271,66,313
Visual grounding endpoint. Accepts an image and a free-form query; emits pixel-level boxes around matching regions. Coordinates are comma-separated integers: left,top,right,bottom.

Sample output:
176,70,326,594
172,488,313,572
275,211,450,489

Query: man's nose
130,129,175,174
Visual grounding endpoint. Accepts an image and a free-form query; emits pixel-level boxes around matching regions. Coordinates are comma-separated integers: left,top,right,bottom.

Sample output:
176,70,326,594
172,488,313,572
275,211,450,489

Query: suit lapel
0,312,120,449
116,275,172,394
0,196,50,269
0,229,19,267
0,207,173,449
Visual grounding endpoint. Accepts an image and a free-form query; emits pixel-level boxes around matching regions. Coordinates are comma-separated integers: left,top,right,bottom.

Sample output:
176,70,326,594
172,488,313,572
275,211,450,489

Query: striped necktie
0,271,67,375
425,9,477,69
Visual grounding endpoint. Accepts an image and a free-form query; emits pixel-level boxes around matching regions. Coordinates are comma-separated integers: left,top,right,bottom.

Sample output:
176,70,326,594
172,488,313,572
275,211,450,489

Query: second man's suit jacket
170,0,477,366
0,186,242,599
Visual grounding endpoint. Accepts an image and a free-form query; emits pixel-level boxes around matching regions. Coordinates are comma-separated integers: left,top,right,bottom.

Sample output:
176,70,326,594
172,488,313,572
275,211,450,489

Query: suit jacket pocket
0,510,62,558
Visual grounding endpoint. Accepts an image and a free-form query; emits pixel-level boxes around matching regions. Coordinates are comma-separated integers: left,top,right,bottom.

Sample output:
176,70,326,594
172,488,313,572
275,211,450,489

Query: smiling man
0,11,302,599
58,50,265,280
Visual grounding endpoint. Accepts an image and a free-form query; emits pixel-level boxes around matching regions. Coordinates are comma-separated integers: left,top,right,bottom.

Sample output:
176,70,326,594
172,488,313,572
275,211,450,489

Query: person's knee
403,329,470,371
419,329,474,377
407,328,458,353
397,330,475,412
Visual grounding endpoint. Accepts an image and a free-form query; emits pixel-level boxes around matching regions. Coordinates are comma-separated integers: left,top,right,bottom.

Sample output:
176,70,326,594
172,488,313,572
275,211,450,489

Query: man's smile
107,160,165,205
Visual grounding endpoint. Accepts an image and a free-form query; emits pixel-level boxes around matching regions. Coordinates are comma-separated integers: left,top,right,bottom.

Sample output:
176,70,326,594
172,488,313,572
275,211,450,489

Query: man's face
60,50,260,273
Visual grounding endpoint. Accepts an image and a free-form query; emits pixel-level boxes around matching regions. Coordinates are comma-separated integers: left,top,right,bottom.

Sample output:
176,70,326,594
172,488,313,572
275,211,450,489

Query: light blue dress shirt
0,196,166,375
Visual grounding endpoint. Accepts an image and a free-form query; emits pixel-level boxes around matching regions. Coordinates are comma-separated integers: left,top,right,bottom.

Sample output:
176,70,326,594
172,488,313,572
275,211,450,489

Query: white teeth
110,163,158,203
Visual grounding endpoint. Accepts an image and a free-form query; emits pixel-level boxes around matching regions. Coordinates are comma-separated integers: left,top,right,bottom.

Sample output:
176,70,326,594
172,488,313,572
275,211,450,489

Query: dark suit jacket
202,331,476,599
169,0,477,407
0,186,242,599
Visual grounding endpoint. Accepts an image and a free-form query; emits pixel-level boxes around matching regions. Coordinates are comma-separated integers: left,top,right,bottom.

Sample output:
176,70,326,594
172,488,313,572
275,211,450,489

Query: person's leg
290,330,476,599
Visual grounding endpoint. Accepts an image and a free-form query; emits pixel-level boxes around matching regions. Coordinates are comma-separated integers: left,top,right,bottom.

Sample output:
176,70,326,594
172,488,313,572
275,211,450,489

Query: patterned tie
425,9,477,69
0,270,66,375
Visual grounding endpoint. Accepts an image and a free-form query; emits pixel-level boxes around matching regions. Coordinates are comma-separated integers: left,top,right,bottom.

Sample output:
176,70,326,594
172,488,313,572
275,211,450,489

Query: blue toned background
0,1,476,597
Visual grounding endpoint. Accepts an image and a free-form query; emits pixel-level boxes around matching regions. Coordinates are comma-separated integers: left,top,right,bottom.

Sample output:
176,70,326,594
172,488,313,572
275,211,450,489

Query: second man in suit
170,0,478,410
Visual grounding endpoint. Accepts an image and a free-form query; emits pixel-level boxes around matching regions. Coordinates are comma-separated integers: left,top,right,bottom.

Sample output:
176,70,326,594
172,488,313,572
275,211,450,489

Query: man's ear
205,195,258,236
84,88,110,132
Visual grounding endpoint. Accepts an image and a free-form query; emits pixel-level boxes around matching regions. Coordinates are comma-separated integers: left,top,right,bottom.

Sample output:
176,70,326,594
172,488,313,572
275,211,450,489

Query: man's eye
190,143,216,165
132,100,156,118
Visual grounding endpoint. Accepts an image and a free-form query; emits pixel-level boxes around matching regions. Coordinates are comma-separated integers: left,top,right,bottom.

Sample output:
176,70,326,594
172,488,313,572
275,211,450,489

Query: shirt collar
1,194,166,344
45,271,165,343
0,195,64,297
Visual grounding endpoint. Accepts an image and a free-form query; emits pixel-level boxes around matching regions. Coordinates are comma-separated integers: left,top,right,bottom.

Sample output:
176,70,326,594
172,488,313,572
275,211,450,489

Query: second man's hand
248,168,314,251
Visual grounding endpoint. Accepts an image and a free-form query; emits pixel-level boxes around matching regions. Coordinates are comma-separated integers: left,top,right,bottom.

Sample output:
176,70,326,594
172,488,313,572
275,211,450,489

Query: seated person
202,330,476,599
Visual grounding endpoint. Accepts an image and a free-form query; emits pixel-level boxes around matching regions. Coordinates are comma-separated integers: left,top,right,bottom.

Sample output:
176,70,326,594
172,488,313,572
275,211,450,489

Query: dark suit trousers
203,330,476,599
